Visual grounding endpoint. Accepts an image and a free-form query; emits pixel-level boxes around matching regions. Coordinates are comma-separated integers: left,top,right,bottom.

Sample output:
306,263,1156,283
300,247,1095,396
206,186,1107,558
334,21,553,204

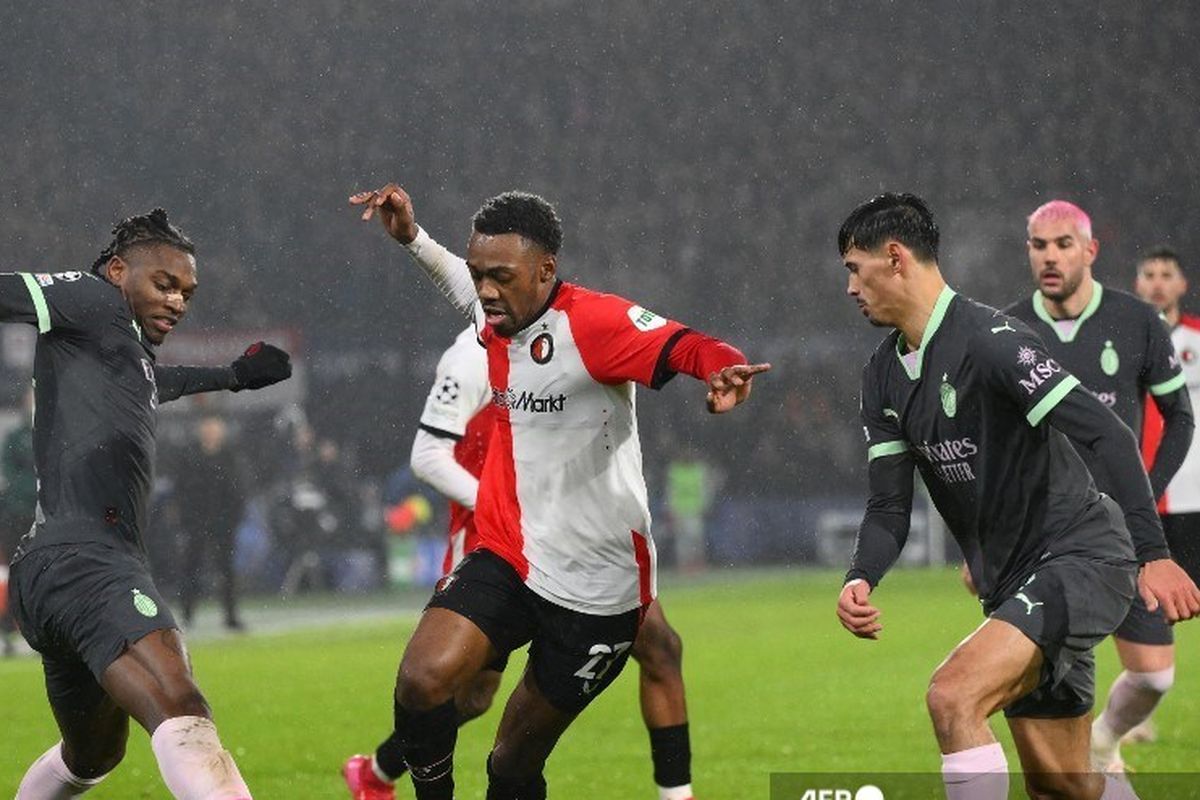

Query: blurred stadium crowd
0,1,1197,599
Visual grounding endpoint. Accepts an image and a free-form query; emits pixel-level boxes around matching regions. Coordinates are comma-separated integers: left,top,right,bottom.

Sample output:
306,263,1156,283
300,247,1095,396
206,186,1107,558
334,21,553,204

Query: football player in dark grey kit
7,210,291,799
1005,201,1194,774
835,193,1199,800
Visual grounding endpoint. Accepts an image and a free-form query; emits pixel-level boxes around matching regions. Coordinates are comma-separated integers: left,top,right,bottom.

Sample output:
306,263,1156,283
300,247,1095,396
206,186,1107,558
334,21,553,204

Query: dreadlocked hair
91,208,195,274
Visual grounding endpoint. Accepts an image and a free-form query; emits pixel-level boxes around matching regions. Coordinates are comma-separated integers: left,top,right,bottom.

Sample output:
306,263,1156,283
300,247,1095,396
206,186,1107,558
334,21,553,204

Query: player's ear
539,253,556,283
104,255,128,287
885,241,903,273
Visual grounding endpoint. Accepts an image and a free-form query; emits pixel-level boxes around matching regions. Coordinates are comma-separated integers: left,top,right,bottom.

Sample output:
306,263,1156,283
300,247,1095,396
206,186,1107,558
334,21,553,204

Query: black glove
231,342,292,391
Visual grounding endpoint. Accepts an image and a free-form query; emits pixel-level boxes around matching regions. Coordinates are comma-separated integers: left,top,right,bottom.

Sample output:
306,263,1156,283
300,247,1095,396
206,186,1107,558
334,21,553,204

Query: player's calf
151,716,252,800
393,699,458,800
1092,666,1175,772
633,606,694,800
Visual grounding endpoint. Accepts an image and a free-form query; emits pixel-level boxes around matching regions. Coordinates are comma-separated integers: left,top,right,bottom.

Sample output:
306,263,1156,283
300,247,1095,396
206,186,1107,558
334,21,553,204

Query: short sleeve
567,290,688,386
1142,308,1186,397
974,317,1081,427
0,271,113,334
860,359,909,461
419,333,491,438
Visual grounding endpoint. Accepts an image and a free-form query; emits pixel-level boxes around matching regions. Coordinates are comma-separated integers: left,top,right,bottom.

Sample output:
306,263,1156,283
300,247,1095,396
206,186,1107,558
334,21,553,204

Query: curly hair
91,208,195,274
472,191,563,255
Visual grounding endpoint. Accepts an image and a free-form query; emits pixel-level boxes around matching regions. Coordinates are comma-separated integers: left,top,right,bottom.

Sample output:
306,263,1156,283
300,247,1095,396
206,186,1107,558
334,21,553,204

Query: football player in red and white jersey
349,183,767,800
1138,246,1200,567
345,325,703,800
1138,246,1200,582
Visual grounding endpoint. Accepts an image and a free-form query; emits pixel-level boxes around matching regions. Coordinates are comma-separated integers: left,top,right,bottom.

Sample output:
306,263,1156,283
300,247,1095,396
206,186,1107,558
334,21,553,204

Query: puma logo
1015,592,1044,616
991,320,1017,334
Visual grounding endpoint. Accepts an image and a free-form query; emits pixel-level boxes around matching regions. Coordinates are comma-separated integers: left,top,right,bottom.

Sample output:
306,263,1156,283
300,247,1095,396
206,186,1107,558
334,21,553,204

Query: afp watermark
771,773,1200,799
770,777,891,799
779,787,884,800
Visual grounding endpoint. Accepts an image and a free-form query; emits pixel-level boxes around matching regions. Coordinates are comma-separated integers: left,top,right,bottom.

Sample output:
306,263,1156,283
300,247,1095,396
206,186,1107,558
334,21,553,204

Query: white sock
369,755,394,784
941,742,1008,800
1097,668,1174,738
150,716,252,800
658,784,694,800
16,742,107,799
1100,773,1141,799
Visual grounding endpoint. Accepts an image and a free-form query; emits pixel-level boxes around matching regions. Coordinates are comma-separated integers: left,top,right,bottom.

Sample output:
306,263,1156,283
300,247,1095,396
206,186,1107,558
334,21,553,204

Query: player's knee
396,656,457,711
925,673,976,732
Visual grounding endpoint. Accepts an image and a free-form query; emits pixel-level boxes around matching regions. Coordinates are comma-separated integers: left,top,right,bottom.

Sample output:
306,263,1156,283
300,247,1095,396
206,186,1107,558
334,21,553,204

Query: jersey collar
894,284,956,381
1032,282,1104,343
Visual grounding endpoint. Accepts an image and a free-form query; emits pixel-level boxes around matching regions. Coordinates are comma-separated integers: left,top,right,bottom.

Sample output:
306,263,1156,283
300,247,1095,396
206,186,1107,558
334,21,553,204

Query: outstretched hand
1138,558,1200,622
706,363,771,413
349,183,419,245
837,579,882,640
231,342,292,392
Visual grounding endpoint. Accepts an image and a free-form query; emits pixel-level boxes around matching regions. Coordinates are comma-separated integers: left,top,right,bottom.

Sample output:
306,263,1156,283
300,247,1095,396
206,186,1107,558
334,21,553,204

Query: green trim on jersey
1026,374,1081,426
1032,282,1104,343
19,274,51,333
895,285,957,380
867,440,910,461
1149,372,1187,396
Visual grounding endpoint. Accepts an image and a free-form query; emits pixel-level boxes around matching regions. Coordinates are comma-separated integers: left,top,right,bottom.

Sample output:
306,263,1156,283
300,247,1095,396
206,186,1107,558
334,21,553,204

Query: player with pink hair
1006,199,1195,775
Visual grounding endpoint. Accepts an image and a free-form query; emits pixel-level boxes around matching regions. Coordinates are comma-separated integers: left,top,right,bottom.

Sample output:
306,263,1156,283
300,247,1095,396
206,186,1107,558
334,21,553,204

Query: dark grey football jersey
0,271,162,558
860,287,1109,600
1006,284,1183,435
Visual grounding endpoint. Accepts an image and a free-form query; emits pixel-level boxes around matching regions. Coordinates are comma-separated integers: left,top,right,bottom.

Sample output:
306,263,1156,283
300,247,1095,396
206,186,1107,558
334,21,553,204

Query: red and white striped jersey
1144,314,1200,513
474,281,686,614
419,326,495,571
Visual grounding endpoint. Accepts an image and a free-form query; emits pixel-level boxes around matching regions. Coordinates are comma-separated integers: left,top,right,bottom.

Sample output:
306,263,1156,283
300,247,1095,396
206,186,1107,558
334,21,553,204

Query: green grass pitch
2,567,1197,798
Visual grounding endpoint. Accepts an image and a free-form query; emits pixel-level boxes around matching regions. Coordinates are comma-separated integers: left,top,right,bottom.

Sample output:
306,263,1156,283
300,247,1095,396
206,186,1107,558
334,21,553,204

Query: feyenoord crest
940,373,957,418
531,332,554,364
1100,340,1120,376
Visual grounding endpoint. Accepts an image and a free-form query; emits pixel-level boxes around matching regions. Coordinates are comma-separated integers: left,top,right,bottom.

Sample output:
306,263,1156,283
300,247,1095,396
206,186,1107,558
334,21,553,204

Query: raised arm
662,331,771,413
156,342,291,404
350,183,477,318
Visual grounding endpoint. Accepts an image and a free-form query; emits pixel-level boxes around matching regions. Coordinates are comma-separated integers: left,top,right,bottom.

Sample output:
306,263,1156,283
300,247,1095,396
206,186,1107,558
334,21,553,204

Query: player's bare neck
899,274,947,350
